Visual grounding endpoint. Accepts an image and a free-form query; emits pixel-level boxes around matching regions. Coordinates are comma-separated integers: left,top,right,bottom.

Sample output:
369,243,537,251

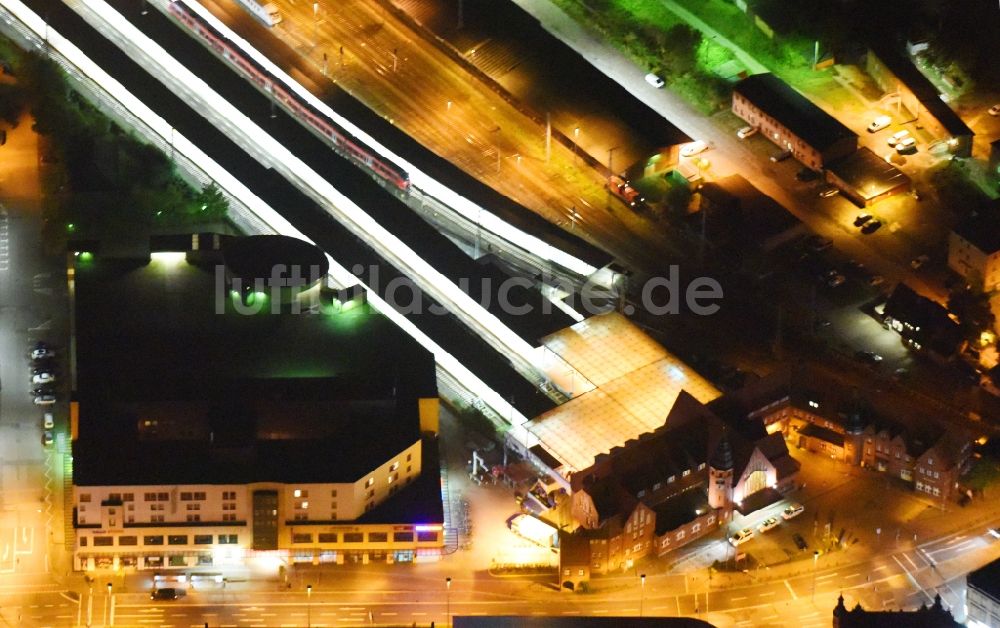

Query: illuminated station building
67,234,443,572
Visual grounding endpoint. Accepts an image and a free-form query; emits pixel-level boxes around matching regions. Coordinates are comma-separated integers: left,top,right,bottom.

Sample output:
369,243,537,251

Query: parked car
867,115,892,132
43,412,54,429
826,273,846,288
680,140,708,157
782,503,805,520
855,351,883,364
737,125,758,140
150,587,186,601
805,235,833,252
34,394,56,406
729,527,755,546
887,130,910,146
910,254,930,270
854,213,873,227
770,149,792,162
989,104,1000,117
861,219,883,234
793,533,808,550
644,73,665,88
795,168,819,182
758,516,780,533
818,187,839,198
41,431,53,446
32,372,55,385
896,137,917,153
31,346,54,360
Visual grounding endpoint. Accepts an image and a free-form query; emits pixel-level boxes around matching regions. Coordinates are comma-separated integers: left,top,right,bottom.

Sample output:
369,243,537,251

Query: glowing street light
307,584,313,627
640,573,646,616
446,577,452,626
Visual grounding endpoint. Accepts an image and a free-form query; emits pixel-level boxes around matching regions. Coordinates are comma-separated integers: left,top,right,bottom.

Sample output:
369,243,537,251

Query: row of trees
0,47,228,248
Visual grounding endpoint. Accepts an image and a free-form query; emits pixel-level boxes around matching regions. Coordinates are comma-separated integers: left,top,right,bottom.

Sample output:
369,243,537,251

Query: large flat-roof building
967,556,1000,627
825,147,911,207
732,73,857,171
69,235,443,572
948,207,1000,292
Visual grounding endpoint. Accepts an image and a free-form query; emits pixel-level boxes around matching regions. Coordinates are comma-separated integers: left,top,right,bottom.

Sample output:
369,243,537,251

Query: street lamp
306,584,313,628
811,551,820,602
446,577,452,626
640,573,646,617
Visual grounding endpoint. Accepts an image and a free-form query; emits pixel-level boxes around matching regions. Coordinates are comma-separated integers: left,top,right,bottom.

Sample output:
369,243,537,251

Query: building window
653,483,662,491
79,537,87,547
682,469,691,477
293,489,308,498
108,493,121,502
93,536,113,546
80,494,91,502
144,535,164,546
707,515,715,525
186,514,201,522
180,492,192,501
369,532,388,543
296,501,309,510
118,536,137,546
194,535,213,545
417,531,438,542
365,477,374,488
667,476,675,484
158,492,168,501
390,462,399,472
222,514,237,522
692,523,701,533
330,490,338,498
637,489,646,498
407,453,412,462
927,458,933,465
167,535,189,545
697,463,706,471
218,534,238,544
676,530,685,541
330,511,337,520
186,503,200,511
150,515,164,523
222,491,236,500
344,533,363,543
222,503,236,511
123,493,134,501
293,514,308,521
315,533,337,543
292,533,313,544
367,490,375,499
393,532,413,543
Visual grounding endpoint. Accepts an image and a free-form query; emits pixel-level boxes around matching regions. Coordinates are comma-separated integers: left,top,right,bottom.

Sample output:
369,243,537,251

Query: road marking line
844,573,862,579
593,609,608,613
731,596,747,601
784,580,798,599
759,592,775,597
816,572,839,581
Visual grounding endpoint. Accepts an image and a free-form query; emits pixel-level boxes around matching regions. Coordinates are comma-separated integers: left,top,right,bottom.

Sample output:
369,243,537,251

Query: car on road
782,503,804,520
758,516,780,533
729,527,754,546
887,130,910,146
737,126,758,140
43,412,54,429
680,140,708,157
769,149,792,162
818,187,839,198
826,273,846,288
607,175,644,207
41,431,53,446
989,104,1000,117
867,115,892,132
150,587,186,601
32,372,55,384
644,73,665,88
32,386,53,396
861,219,883,234
855,351,883,364
34,394,56,406
805,235,833,252
896,137,917,153
853,213,873,227
910,254,930,270
868,275,885,287
792,533,808,550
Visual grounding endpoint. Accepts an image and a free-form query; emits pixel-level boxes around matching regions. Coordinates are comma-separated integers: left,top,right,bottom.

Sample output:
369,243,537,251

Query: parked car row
30,341,57,446
729,503,804,546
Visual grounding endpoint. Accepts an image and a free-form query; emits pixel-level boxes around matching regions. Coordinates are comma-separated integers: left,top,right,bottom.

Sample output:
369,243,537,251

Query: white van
644,73,665,88
729,527,754,546
43,412,54,429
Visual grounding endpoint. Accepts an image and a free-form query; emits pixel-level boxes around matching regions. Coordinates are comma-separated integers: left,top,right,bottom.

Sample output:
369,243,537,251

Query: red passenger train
167,0,411,192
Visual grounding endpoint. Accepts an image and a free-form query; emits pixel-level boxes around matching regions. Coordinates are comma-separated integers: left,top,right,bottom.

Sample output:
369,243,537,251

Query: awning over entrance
735,487,783,516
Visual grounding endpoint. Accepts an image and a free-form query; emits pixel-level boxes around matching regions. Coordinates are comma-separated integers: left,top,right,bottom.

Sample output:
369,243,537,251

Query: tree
948,287,995,343
661,25,702,76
